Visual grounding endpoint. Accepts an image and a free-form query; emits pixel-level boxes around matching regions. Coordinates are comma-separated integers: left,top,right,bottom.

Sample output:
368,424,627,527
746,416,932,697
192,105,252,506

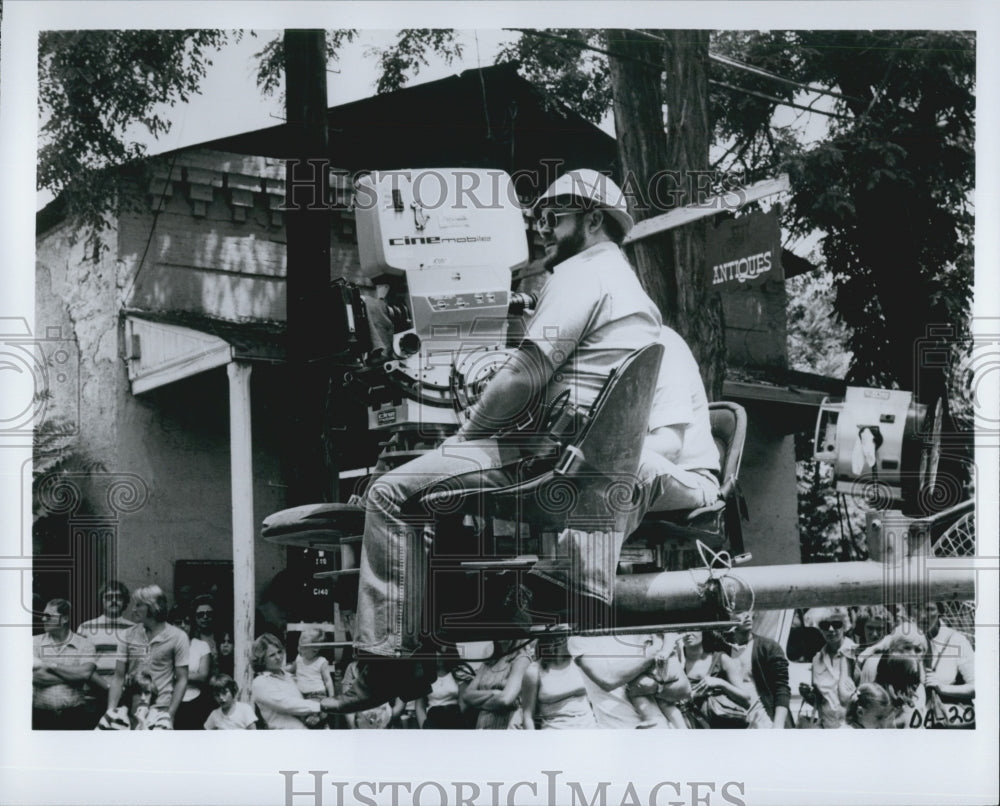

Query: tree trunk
606,29,726,399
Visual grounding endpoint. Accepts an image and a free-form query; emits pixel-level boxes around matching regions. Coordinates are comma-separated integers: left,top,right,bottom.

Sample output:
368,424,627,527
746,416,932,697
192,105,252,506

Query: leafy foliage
38,30,236,253
253,29,358,99
497,29,612,123
786,270,852,378
795,443,868,563
366,29,464,94
33,412,106,520
777,31,975,394
500,28,975,399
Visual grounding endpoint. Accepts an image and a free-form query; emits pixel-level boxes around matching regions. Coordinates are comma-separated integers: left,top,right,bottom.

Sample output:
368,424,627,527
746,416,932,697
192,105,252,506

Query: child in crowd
290,627,334,699
843,683,894,729
203,674,257,730
217,632,235,677
96,671,171,730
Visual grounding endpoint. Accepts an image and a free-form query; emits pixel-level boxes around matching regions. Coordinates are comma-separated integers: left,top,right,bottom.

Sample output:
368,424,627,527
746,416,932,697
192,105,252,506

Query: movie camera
333,168,535,452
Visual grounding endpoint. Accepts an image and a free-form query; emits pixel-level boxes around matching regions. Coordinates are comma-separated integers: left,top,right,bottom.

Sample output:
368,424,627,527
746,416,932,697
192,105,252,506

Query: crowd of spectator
32,583,974,731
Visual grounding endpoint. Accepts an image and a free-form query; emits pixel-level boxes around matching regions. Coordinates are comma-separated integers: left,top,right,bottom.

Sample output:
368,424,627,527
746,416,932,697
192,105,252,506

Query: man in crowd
718,603,791,728
327,169,663,713
77,580,134,704
108,584,189,728
32,598,96,729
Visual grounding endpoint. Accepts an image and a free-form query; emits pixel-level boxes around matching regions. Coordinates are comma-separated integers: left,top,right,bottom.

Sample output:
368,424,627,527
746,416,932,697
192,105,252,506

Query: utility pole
283,30,333,507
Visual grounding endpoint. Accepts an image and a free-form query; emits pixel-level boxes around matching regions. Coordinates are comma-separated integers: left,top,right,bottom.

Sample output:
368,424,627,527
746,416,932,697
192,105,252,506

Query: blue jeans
354,436,629,656
355,437,522,657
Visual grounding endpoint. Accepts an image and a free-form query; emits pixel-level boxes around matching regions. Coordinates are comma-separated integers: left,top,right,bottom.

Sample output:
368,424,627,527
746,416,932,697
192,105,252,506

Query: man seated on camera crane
322,169,663,714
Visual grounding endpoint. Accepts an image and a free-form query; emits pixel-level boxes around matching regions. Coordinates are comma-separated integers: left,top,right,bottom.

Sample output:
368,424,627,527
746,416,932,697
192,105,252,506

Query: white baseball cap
533,169,635,237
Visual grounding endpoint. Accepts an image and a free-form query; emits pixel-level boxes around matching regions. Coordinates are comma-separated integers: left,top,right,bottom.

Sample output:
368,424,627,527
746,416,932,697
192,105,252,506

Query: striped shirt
77,614,135,682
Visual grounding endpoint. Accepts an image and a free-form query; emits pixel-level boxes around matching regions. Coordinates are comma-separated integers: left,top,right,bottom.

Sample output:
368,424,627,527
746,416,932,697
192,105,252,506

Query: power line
627,29,864,105
710,79,849,120
506,28,848,120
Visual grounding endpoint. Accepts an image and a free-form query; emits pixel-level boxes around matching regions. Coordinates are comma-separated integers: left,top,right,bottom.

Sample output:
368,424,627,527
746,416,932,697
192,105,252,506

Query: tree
38,30,236,252
36,29,463,253
503,29,975,403
607,30,725,398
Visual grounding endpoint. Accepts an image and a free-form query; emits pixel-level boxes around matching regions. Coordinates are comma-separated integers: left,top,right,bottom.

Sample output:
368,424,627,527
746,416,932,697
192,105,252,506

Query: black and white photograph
1,2,997,805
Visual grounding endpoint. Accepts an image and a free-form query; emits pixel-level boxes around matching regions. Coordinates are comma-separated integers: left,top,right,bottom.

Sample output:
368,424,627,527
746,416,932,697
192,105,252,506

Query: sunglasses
819,621,845,630
535,209,580,232
195,611,214,617
41,613,61,621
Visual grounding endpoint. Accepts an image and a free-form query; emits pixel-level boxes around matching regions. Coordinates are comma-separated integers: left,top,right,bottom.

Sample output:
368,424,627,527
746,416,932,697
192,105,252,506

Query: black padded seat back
419,342,664,529
707,401,747,498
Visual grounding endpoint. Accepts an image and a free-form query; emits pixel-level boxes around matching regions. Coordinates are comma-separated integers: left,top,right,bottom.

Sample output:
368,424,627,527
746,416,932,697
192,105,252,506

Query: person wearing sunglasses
805,606,858,728
326,169,662,715
77,581,134,701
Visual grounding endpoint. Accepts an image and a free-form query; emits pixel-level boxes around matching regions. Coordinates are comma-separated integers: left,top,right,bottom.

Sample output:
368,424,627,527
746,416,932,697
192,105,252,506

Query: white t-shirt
647,326,720,472
293,654,330,696
204,701,257,730
182,638,212,702
929,623,974,691
568,634,655,729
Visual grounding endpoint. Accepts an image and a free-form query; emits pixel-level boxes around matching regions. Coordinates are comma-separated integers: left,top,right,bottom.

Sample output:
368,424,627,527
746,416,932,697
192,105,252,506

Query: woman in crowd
520,634,596,729
674,631,717,729
416,650,475,729
843,683,894,729
691,631,755,729
174,599,216,730
461,639,531,729
190,595,219,670
805,606,857,729
250,633,327,729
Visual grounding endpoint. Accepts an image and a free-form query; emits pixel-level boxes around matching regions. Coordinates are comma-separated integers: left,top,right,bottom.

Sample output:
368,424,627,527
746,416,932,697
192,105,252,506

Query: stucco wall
34,184,289,615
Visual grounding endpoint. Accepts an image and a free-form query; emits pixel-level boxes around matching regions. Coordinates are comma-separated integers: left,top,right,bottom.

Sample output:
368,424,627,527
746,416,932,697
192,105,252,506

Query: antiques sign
706,208,782,289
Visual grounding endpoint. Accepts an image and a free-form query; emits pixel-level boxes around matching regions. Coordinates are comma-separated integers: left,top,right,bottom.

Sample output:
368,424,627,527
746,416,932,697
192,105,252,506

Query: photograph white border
2,2,997,805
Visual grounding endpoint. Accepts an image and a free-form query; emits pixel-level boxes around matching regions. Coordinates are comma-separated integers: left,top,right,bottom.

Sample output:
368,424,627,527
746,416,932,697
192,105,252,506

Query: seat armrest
684,498,725,524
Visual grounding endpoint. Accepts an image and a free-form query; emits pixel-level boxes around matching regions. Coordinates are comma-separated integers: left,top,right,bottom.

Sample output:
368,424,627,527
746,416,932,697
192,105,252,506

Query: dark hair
124,670,157,704
46,598,72,619
192,594,215,611
99,580,130,602
209,673,238,696
875,654,922,691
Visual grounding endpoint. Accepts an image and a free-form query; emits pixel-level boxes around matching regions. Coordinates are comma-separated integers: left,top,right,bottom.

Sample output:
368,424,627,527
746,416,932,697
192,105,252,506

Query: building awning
123,310,285,394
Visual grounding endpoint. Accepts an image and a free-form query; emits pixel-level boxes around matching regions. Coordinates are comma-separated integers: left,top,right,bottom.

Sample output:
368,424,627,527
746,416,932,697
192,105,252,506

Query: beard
542,218,588,269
